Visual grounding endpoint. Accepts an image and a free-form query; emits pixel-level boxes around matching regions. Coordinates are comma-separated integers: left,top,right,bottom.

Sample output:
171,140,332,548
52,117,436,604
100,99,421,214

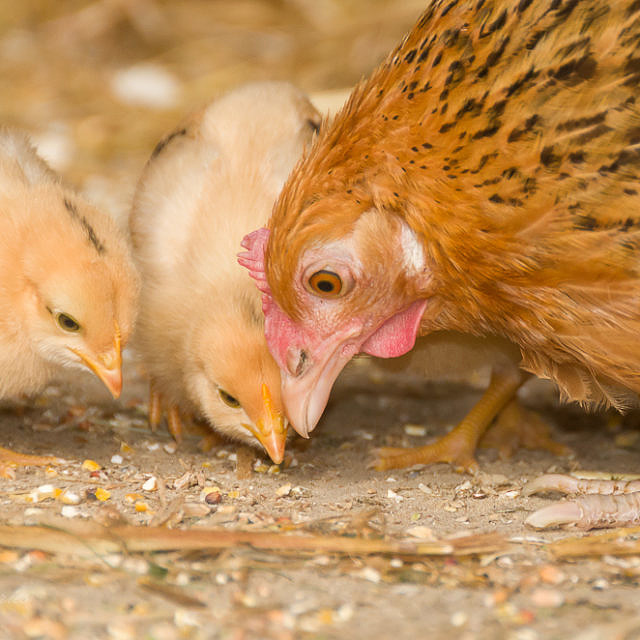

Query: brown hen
239,0,640,504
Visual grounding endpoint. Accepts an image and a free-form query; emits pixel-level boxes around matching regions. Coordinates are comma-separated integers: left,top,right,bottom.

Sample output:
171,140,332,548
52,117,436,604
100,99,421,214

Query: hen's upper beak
243,383,288,464
70,326,123,398
280,341,354,439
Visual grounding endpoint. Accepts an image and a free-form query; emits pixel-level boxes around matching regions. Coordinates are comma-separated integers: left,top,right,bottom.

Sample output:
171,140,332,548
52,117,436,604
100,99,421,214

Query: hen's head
21,189,139,397
240,202,430,437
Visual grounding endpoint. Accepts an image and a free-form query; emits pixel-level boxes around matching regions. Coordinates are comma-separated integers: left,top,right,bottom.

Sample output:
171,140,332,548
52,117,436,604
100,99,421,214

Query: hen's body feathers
253,0,640,434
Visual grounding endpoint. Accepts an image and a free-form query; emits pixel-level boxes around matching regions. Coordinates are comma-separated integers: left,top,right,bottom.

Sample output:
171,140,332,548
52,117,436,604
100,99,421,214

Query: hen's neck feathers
267,0,640,406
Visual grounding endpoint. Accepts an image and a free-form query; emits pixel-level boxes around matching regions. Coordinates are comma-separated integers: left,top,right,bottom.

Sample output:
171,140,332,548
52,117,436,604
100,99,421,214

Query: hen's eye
56,313,80,333
219,389,240,408
308,270,342,297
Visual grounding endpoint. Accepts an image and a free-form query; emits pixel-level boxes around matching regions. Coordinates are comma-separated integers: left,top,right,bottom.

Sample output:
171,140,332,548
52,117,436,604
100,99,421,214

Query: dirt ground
1,2,640,639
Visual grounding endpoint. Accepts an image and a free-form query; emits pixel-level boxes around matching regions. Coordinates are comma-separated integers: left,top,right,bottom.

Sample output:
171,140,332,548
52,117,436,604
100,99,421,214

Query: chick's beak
70,326,123,399
243,383,288,464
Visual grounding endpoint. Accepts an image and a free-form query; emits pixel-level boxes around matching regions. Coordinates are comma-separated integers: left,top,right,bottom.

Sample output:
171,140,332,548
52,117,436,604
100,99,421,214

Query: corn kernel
94,487,111,502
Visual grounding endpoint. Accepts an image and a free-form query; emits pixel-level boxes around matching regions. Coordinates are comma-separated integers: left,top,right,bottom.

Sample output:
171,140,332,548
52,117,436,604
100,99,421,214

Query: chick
130,82,320,464
0,128,139,468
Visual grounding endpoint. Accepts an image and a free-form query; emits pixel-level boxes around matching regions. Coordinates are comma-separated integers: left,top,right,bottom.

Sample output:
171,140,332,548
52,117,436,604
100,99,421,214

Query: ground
0,2,640,639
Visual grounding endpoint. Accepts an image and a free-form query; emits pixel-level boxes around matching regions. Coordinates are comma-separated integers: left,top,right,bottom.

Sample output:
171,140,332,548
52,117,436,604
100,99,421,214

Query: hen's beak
243,383,288,464
70,325,123,398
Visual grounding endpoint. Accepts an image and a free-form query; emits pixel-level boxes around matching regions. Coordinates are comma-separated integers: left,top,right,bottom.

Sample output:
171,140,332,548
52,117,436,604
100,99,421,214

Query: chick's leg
148,384,163,433
0,446,62,478
374,365,525,473
146,382,184,444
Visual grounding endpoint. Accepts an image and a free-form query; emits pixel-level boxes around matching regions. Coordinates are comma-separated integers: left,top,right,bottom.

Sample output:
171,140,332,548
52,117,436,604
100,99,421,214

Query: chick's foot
147,384,187,444
0,446,63,478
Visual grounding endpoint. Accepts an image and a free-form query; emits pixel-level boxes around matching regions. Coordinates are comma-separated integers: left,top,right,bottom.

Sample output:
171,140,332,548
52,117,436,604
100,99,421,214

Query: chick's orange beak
70,325,123,399
243,383,288,464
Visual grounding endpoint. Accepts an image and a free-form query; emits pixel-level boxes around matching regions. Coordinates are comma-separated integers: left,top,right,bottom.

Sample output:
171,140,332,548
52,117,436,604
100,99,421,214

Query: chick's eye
56,313,80,333
219,389,240,408
308,270,342,297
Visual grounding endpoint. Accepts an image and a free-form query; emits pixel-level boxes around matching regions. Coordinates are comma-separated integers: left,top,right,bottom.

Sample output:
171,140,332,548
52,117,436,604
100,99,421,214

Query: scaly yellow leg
0,446,63,478
374,366,525,473
166,405,184,444
479,399,571,459
148,384,163,432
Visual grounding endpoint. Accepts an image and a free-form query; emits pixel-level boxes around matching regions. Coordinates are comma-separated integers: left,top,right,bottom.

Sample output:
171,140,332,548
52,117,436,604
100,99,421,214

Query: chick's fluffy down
130,82,320,455
0,127,138,399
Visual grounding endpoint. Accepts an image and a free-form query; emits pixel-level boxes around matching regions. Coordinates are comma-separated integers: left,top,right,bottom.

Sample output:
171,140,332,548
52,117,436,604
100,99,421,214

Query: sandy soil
0,2,639,639
0,358,639,639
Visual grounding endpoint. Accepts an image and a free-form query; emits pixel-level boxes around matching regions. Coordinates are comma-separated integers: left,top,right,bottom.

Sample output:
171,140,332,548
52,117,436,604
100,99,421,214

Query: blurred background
0,0,425,224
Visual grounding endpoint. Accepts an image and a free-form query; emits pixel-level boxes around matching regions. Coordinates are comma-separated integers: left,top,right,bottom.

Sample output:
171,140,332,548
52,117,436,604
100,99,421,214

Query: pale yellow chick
130,82,320,464
0,128,139,468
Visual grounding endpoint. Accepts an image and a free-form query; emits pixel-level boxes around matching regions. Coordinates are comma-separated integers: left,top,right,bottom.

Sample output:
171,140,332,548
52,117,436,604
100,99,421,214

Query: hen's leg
374,366,524,473
479,400,570,459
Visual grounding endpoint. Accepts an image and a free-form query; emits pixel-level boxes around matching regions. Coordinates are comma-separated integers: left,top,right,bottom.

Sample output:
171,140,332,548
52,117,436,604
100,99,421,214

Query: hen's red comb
238,227,273,313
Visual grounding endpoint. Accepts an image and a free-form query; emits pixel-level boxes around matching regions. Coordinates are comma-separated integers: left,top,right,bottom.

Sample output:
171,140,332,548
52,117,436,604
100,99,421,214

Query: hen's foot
374,429,481,473
479,400,571,459
373,366,524,473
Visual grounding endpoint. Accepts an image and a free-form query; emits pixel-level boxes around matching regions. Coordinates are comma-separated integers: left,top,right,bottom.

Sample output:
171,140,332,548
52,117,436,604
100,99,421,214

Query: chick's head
21,190,139,397
184,293,287,464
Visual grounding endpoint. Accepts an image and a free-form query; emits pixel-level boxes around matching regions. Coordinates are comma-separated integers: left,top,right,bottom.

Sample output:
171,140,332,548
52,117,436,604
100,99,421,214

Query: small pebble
61,506,80,518
538,564,566,585
403,423,427,436
110,455,123,465
450,611,468,627
111,63,180,109
592,578,608,590
276,483,292,497
163,442,178,454
405,526,435,540
142,476,158,492
60,490,81,505
530,588,564,608
358,566,381,583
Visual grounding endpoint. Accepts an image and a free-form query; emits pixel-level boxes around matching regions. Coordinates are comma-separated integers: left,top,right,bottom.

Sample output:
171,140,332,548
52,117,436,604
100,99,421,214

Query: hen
130,82,320,464
240,0,640,491
0,128,139,468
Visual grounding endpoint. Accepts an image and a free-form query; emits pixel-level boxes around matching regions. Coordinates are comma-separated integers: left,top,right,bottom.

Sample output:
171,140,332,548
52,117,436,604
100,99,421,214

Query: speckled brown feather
267,0,640,409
